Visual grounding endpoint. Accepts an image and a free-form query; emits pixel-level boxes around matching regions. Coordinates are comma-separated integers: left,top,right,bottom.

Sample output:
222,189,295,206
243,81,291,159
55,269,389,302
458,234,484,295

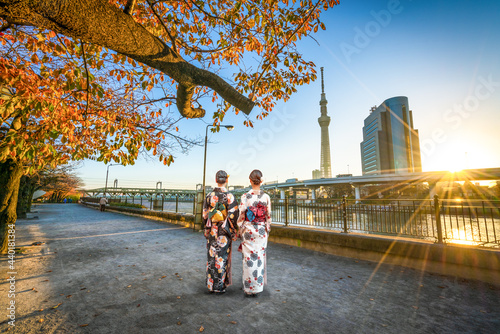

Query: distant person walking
237,170,271,297
203,170,239,294
99,197,108,212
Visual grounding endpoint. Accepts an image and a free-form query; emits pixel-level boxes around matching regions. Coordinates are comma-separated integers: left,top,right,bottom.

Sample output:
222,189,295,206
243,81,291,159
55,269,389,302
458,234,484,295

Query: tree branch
0,0,254,117
146,0,178,54
135,95,176,107
124,0,136,15
176,84,205,118
0,21,10,32
185,0,256,34
251,0,322,96
80,40,90,116
135,123,201,148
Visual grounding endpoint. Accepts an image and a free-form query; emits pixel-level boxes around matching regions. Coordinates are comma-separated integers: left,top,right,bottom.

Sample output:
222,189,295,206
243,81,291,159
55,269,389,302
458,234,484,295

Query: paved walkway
1,204,499,333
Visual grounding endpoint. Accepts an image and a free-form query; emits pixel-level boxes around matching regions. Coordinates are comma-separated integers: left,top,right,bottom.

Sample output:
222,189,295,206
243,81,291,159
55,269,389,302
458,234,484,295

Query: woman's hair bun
216,170,228,184
249,169,262,185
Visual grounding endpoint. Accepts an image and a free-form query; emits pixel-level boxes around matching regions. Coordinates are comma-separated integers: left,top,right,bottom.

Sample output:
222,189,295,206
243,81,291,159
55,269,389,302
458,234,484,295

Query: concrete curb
269,225,500,286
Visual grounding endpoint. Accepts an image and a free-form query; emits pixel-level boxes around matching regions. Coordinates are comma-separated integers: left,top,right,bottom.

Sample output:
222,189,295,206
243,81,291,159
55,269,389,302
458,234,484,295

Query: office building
360,96,422,175
312,169,321,180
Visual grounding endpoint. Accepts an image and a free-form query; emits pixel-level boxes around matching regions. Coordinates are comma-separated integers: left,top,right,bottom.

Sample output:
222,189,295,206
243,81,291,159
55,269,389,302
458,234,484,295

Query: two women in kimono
203,169,271,297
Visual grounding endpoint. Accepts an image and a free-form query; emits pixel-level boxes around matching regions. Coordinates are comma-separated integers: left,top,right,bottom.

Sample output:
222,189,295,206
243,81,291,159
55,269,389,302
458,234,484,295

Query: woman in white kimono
237,170,271,297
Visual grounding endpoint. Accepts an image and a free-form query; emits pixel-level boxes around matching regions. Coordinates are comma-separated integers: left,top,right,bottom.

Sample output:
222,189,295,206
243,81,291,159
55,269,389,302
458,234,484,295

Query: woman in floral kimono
237,169,271,297
203,170,239,294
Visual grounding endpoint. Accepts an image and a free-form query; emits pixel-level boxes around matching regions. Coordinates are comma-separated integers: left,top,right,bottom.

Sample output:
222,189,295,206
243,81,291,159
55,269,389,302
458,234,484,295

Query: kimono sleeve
202,192,212,224
226,193,239,229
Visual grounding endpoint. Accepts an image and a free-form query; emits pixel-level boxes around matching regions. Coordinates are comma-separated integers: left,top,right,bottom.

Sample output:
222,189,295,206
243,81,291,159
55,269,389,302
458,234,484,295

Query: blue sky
79,0,500,190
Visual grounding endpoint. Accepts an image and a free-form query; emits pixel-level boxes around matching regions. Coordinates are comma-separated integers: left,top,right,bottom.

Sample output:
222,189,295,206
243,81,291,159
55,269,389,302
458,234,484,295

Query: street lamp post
202,124,234,200
104,163,120,197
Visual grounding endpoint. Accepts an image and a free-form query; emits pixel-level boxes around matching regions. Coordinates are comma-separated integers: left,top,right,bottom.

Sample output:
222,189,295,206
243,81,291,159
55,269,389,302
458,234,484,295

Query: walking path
1,204,499,333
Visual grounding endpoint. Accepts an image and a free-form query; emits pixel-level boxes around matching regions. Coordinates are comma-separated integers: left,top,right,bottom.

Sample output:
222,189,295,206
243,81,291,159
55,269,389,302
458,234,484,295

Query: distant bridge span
82,168,500,199
263,168,500,189
262,167,500,198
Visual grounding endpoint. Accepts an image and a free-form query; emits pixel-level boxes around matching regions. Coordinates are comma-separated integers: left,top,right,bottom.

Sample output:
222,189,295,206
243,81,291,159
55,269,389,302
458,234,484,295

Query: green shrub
65,195,80,202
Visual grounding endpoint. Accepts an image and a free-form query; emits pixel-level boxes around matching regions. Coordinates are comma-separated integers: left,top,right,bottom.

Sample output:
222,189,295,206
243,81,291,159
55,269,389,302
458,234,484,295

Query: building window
365,160,376,167
363,146,376,155
365,119,378,132
363,153,375,161
363,136,376,145
365,126,379,136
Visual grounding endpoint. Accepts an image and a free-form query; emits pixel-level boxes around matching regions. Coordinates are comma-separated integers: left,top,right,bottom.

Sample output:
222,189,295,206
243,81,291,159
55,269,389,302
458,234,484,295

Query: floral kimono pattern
237,189,271,294
203,187,239,292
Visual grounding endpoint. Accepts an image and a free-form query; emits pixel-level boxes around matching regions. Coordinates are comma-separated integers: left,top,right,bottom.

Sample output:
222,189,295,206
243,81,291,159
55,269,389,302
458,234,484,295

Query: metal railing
81,194,196,214
82,193,500,248
271,195,500,248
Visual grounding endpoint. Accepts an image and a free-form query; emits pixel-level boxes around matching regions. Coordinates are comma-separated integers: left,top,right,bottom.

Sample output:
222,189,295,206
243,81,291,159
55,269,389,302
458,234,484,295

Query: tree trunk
16,175,38,218
0,159,23,254
26,187,36,212
16,175,29,219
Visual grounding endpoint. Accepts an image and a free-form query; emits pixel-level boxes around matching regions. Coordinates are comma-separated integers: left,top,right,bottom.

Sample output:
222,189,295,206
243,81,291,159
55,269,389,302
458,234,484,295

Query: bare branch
175,36,233,54
185,0,255,34
135,95,176,107
146,0,178,54
0,21,11,32
80,40,90,116
135,123,201,148
251,0,322,96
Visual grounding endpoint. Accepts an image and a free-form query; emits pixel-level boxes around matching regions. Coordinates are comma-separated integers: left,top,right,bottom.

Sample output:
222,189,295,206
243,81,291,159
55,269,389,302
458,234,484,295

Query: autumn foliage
0,28,181,170
1,0,339,137
0,0,338,253
130,0,339,123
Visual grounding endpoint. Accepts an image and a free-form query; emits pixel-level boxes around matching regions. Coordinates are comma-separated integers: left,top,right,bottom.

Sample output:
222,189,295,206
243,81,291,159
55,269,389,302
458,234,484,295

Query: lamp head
224,125,235,131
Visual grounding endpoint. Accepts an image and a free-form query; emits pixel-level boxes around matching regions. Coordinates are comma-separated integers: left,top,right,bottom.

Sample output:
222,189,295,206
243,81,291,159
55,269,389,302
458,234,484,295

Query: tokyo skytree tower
318,67,332,178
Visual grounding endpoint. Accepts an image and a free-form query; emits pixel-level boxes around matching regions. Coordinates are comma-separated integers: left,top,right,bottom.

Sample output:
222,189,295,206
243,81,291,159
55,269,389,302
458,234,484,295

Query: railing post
194,185,205,231
175,194,179,213
292,198,297,222
285,196,289,227
161,195,164,212
192,194,196,214
434,194,443,244
342,195,348,233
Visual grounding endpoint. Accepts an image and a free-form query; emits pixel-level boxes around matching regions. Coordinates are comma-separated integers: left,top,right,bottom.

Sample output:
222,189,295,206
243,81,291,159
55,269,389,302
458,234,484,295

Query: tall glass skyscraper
360,96,422,175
